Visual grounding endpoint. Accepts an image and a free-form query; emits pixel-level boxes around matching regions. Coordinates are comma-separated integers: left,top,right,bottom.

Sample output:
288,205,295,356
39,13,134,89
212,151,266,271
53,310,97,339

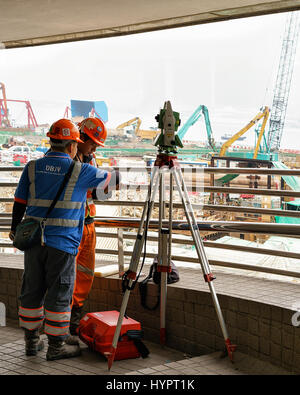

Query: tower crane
267,11,300,152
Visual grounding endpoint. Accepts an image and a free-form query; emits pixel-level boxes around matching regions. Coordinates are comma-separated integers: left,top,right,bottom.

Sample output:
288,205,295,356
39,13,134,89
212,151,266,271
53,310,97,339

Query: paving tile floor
1,254,299,375
0,319,186,376
0,319,294,375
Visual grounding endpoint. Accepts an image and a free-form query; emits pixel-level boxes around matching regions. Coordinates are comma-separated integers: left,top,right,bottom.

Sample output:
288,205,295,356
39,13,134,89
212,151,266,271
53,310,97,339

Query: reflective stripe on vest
85,155,97,218
77,263,94,277
28,160,82,207
27,160,82,227
63,161,82,201
19,306,44,318
27,198,82,209
87,197,94,206
44,323,69,336
26,216,79,228
28,160,36,201
45,309,71,323
85,195,96,217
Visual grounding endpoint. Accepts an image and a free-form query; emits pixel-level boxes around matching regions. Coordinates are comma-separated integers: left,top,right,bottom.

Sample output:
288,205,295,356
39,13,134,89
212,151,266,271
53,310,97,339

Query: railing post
210,157,215,204
267,162,272,189
117,228,124,277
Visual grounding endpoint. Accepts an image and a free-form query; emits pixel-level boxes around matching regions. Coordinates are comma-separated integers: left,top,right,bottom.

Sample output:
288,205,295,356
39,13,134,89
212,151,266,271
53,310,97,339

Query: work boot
46,337,81,361
65,333,80,346
69,305,83,336
24,329,44,356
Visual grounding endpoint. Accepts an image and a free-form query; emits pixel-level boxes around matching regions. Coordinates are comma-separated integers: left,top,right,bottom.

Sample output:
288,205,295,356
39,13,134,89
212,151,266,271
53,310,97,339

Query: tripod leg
159,228,169,345
107,166,161,370
157,172,165,273
167,174,173,274
159,172,173,345
157,171,167,345
172,167,235,361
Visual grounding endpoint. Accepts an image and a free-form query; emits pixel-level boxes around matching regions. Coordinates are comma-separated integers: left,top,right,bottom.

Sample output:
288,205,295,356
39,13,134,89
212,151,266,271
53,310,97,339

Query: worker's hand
9,231,15,241
107,170,120,191
97,187,112,201
112,170,121,190
95,170,120,200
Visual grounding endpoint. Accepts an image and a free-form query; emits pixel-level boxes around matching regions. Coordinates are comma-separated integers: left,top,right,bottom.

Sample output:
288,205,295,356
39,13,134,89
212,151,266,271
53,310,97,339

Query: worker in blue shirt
9,119,115,361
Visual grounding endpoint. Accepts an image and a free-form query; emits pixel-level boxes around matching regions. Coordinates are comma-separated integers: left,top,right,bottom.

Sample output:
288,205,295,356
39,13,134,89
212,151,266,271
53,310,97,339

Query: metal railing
0,165,300,280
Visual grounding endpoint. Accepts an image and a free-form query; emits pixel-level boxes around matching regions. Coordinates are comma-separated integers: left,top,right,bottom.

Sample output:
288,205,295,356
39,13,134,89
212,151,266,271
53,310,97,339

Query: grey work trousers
19,244,76,340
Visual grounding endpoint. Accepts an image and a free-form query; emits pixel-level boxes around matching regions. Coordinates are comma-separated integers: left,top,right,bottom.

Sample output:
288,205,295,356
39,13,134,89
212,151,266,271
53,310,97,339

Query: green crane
177,104,218,152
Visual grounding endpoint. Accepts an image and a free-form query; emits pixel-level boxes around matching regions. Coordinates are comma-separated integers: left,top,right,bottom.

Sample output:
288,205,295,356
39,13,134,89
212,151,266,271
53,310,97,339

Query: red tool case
78,310,148,361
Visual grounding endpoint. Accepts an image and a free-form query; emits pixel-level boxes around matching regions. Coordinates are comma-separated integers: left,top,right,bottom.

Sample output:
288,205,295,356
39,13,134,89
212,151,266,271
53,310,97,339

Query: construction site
0,0,300,380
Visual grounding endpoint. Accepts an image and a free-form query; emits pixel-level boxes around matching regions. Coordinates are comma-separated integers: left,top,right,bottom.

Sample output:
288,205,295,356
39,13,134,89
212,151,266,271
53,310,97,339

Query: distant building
70,100,108,123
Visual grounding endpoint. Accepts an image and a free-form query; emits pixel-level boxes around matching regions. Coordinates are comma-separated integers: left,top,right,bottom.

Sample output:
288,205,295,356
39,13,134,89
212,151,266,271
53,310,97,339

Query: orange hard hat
78,117,107,147
47,119,83,143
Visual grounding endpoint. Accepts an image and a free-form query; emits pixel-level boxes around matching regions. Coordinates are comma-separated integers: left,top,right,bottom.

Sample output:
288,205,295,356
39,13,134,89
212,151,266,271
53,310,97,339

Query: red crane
0,82,38,129
64,106,71,118
0,82,10,127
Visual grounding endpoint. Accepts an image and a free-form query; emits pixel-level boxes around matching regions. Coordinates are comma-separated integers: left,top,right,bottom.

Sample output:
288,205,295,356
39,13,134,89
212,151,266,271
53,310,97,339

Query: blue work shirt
14,151,110,255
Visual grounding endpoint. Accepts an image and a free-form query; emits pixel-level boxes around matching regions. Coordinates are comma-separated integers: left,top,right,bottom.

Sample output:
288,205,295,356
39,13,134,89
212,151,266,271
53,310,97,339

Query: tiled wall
0,267,22,320
1,266,299,373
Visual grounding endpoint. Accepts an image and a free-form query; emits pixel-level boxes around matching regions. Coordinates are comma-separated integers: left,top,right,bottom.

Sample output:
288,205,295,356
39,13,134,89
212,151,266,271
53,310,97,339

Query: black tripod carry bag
139,256,180,310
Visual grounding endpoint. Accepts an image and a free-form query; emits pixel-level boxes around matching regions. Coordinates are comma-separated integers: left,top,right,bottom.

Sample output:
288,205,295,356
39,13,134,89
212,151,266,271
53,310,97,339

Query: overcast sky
1,11,300,149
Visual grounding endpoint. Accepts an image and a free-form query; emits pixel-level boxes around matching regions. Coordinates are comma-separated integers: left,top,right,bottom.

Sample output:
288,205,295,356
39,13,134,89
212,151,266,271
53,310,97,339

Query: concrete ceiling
1,0,300,48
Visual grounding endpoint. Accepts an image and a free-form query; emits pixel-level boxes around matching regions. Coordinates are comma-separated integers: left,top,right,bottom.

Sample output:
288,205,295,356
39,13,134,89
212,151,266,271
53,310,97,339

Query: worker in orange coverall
67,117,119,341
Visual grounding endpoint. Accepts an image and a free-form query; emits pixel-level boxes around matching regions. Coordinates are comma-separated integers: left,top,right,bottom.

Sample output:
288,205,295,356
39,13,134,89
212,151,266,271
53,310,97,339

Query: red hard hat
79,117,107,147
47,119,83,143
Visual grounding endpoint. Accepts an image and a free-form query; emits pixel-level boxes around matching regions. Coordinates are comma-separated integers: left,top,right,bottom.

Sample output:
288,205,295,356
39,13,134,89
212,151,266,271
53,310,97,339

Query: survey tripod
107,101,236,370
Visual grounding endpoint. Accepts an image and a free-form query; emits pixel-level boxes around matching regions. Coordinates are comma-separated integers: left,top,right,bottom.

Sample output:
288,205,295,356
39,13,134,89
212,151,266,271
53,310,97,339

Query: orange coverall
72,155,97,308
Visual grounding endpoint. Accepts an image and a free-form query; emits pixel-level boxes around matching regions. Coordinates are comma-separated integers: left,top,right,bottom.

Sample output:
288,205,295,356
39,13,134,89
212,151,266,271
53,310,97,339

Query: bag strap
44,161,75,218
120,330,150,359
139,263,160,311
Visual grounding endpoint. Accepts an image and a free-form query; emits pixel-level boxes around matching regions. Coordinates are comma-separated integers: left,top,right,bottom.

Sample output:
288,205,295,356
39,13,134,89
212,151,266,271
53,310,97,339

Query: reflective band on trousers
19,305,44,318
44,323,69,336
77,264,94,277
45,310,71,322
26,216,79,228
19,317,43,330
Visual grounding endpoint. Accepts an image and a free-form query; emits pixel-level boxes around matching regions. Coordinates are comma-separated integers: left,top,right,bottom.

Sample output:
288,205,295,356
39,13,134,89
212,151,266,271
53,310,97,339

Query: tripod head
154,101,183,155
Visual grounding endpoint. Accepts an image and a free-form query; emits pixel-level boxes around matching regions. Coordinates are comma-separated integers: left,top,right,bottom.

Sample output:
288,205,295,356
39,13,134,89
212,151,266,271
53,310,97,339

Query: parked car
0,145,43,163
